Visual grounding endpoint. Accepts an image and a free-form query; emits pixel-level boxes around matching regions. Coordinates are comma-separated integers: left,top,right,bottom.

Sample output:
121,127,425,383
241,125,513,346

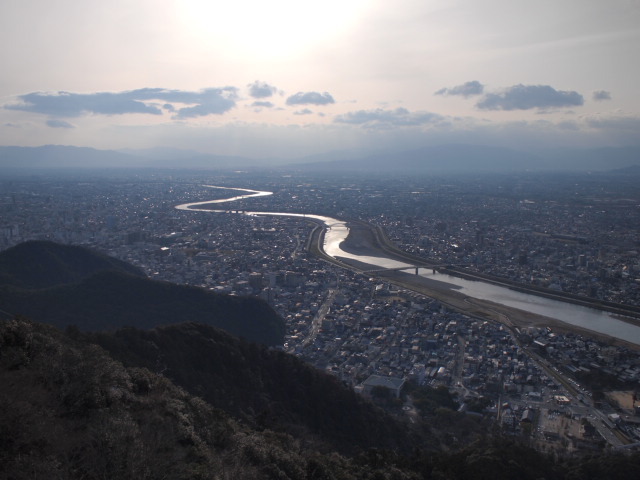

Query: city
1,169,639,454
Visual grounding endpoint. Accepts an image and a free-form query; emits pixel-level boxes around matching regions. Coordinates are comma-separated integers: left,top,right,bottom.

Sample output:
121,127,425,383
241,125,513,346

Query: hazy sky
1,0,638,159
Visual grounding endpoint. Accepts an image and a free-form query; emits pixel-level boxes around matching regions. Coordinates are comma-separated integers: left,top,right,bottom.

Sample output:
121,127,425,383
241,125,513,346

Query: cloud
435,80,484,97
247,81,278,99
293,108,313,115
334,107,443,128
286,91,335,106
5,87,238,118
6,90,162,117
592,90,612,101
251,101,274,108
476,84,584,111
172,88,238,118
46,119,74,128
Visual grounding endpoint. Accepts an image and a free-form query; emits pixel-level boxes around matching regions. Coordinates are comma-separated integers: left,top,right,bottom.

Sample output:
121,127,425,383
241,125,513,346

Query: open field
606,391,637,411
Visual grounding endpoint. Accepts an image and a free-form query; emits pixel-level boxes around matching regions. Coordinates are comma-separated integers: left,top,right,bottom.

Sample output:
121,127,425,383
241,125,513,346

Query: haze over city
1,0,639,161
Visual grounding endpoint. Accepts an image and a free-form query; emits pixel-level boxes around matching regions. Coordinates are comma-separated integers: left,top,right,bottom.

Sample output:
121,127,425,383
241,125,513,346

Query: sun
178,0,369,60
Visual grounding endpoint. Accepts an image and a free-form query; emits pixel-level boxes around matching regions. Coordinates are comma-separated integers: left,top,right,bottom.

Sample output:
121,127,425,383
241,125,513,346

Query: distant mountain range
0,241,284,345
0,144,638,173
0,144,260,171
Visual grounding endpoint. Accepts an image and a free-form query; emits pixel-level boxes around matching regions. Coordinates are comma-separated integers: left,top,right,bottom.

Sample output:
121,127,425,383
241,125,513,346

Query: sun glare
178,0,369,59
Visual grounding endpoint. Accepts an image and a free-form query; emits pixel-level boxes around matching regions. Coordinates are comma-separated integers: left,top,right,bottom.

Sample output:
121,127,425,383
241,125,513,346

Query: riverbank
340,219,640,319
319,220,640,350
177,190,640,349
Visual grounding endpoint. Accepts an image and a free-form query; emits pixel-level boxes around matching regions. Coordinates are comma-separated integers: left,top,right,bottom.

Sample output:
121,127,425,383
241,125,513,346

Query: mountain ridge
1,143,638,173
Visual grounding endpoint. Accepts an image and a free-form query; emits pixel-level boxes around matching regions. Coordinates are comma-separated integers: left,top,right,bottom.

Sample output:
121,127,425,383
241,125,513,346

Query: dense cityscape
2,169,640,454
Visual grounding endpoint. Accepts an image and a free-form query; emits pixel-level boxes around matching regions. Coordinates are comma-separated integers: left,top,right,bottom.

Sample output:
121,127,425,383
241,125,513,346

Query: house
362,374,405,398
521,409,536,423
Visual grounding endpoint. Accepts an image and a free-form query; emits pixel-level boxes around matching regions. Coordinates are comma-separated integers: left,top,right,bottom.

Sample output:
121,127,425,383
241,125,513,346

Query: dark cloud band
476,84,584,111
46,119,74,128
334,107,442,127
5,87,238,119
251,101,274,108
592,90,612,101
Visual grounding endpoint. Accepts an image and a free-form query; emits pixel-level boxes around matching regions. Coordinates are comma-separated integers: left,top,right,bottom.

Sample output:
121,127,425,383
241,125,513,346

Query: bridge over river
177,185,640,348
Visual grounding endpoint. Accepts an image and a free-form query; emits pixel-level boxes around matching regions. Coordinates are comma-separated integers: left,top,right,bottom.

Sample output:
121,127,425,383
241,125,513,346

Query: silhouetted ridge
0,241,284,346
0,240,145,289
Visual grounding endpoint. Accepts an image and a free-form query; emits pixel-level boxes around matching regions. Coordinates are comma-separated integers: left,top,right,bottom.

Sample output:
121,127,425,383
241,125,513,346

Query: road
306,212,635,448
302,288,337,348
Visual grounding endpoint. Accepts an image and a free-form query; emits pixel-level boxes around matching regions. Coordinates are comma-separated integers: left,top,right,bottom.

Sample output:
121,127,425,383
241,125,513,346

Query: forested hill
0,240,145,289
0,241,284,346
84,321,418,454
3,317,640,479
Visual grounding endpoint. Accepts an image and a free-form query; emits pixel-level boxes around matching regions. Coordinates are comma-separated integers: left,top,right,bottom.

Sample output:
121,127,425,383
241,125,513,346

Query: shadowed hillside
0,241,284,346
0,317,368,479
0,240,145,289
3,317,640,479
84,322,420,454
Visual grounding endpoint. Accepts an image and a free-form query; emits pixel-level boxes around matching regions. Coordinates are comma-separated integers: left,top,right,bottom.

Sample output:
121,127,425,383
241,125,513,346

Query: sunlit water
176,186,640,345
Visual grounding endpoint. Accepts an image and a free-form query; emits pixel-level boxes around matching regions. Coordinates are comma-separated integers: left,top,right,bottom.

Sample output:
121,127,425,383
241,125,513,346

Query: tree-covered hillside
0,240,145,289
3,317,640,479
85,322,419,454
0,241,284,346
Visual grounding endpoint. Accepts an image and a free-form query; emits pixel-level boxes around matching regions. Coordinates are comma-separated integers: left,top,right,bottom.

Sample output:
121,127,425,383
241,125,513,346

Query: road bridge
362,263,490,275
361,265,437,275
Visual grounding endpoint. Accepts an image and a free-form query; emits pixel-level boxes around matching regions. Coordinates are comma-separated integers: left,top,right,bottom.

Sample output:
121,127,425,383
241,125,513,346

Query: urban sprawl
2,170,640,453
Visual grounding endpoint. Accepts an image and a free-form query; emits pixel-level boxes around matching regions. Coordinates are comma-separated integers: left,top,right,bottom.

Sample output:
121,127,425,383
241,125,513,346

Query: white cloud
435,81,484,97
247,81,279,99
286,91,335,106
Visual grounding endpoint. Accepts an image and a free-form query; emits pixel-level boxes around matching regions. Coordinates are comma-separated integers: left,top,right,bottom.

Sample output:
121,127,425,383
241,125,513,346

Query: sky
1,0,639,159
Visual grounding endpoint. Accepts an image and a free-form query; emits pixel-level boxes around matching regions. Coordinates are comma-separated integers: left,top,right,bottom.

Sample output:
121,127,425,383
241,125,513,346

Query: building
361,374,405,398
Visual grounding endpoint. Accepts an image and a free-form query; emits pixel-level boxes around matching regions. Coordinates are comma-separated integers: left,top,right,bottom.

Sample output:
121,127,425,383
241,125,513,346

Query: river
176,185,640,346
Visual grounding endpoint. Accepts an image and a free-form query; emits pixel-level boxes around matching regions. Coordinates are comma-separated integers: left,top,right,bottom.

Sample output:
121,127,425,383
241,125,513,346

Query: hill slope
0,241,284,346
0,240,145,289
3,317,640,479
0,317,375,479
84,322,418,454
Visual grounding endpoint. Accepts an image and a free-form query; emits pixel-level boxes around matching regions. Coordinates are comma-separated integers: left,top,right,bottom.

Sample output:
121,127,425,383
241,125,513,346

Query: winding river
176,185,640,346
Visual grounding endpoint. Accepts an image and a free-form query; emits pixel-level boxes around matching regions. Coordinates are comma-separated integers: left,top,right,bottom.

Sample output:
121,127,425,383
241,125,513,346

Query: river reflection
417,271,640,345
176,186,640,346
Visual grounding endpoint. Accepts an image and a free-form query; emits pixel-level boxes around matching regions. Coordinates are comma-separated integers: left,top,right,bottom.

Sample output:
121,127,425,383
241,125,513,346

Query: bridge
361,265,438,275
361,263,487,275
